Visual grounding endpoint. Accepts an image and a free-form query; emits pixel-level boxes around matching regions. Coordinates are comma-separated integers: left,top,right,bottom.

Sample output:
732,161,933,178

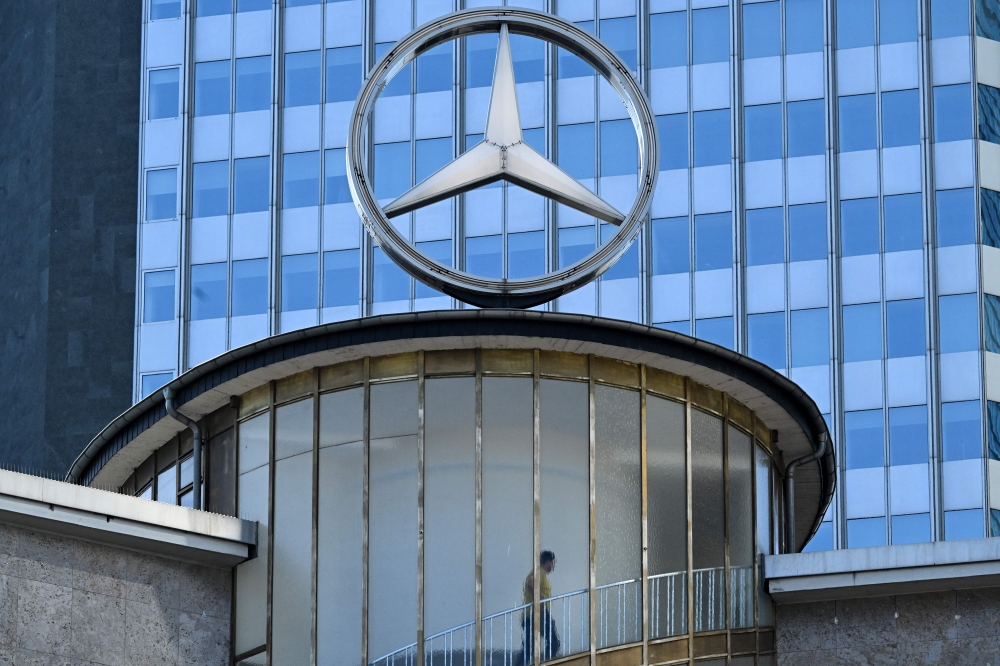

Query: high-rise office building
0,2,141,475
134,0,1000,550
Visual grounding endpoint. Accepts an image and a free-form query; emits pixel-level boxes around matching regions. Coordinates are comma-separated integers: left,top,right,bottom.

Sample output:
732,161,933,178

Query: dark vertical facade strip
0,0,140,475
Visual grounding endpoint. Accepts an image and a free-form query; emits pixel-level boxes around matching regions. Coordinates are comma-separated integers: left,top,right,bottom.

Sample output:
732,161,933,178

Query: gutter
163,385,203,511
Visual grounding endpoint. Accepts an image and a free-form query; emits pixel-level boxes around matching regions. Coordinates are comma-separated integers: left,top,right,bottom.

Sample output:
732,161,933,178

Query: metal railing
371,566,755,666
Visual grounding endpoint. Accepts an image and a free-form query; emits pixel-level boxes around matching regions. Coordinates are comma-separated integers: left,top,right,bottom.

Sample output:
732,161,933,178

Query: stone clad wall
775,589,1000,664
0,522,232,665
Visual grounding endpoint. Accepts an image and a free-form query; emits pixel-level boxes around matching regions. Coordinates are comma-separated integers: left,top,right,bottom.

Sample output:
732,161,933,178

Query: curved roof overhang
68,310,834,552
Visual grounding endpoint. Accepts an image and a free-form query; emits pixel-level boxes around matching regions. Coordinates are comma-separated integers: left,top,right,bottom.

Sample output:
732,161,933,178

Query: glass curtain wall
229,350,781,665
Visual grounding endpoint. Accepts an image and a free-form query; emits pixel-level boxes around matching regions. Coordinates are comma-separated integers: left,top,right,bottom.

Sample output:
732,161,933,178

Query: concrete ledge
0,469,255,567
766,538,1000,603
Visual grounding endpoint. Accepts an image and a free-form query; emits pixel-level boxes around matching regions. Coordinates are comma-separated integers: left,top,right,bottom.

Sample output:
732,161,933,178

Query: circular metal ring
346,8,660,308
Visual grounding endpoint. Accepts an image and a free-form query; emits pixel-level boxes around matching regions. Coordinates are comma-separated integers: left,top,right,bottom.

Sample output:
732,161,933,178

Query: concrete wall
0,522,231,665
776,589,1000,664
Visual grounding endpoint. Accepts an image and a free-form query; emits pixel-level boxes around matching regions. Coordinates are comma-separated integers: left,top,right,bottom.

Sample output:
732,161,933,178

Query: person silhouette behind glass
521,550,560,663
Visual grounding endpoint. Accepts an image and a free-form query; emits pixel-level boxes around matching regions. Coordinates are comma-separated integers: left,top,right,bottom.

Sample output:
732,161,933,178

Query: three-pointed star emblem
382,24,626,225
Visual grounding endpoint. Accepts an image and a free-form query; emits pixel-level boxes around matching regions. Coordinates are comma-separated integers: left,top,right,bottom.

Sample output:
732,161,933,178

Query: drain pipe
163,386,202,510
783,431,827,553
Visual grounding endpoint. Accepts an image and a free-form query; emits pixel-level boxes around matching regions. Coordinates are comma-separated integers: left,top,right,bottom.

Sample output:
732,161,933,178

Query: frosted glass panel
691,409,725,632
320,386,363,446
594,385,641,648
239,411,270,474
235,412,270,656
540,379,591,659
272,450,314,665
647,395,687,638
368,381,418,664
276,398,313,460
755,446,775,626
424,378,476,660
727,426,754,629
482,377,534,664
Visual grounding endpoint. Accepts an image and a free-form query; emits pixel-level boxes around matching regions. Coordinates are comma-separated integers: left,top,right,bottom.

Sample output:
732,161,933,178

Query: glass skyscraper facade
135,0,1000,549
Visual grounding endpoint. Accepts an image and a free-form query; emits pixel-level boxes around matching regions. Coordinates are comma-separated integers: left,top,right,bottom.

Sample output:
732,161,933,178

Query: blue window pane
881,89,921,147
883,193,923,252
847,517,886,548
933,84,972,142
843,303,882,362
695,213,732,270
232,258,268,316
416,138,452,182
801,522,834,552
198,0,231,16
151,0,182,20
195,61,230,116
467,235,502,278
837,0,875,48
148,68,180,120
650,12,688,68
787,100,825,157
743,2,780,59
846,409,885,469
373,247,410,303
945,509,984,540
324,149,350,205
696,317,734,349
939,293,979,353
558,124,596,180
144,270,175,323
841,198,880,256
466,34,498,87
601,120,637,176
880,0,918,42
237,0,268,11
657,114,689,171
374,142,411,200
511,35,544,83
748,312,786,370
323,249,359,308
891,513,929,544
523,128,545,155
978,0,1000,40
791,308,830,367
285,51,321,107
283,151,320,208
234,157,270,213
789,203,827,261
415,240,450,299
601,16,637,70
889,405,928,465
190,263,228,320
146,169,177,221
693,109,730,167
559,226,595,269
192,161,229,218
786,0,824,53
281,253,318,311
326,46,363,103
376,42,412,97
558,25,595,80
979,84,1000,144
937,188,976,246
986,294,1000,353
746,207,784,266
416,42,452,94
601,225,638,280
989,400,1000,460
886,298,925,358
509,231,545,279
839,94,877,152
744,104,782,162
651,217,690,275
982,187,1000,248
235,56,271,112
141,373,173,399
656,321,691,335
932,0,971,37
286,0,321,5
942,400,982,460
693,8,729,64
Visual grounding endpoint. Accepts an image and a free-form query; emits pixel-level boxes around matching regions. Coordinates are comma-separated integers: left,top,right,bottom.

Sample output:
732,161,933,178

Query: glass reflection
728,427,754,629
692,409,726,632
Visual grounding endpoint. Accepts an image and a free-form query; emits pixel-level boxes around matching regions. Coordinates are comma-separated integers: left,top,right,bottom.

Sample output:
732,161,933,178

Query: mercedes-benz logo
346,8,659,308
